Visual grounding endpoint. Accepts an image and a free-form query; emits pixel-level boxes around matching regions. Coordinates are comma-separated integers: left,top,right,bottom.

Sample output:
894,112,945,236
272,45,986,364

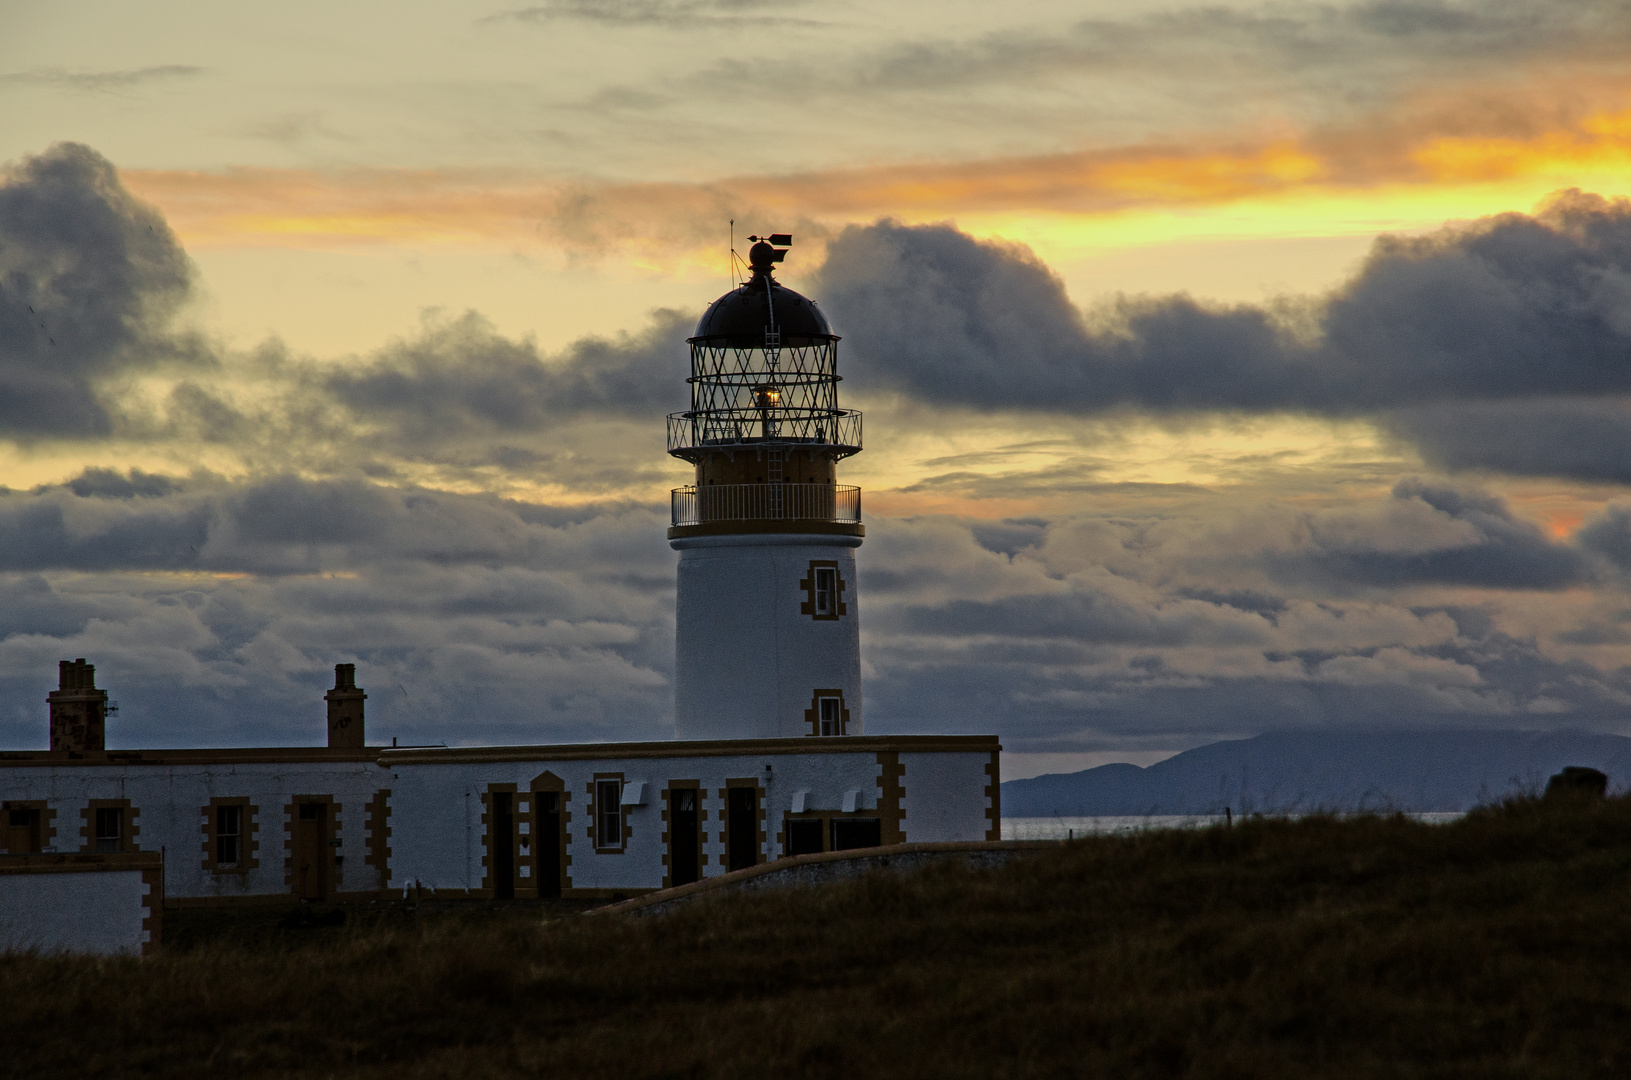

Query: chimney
325,663,366,749
49,658,108,753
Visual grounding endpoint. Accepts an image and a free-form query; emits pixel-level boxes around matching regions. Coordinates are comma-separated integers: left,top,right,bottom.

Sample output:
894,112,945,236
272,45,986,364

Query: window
813,567,837,616
94,807,122,853
800,561,846,620
807,690,849,737
831,817,883,851
819,697,842,736
216,804,242,867
596,778,623,849
786,818,824,856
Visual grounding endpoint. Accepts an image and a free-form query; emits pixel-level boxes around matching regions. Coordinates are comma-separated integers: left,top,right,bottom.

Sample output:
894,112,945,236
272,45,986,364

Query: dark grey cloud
0,142,208,438
0,475,678,749
484,0,813,28
814,193,1631,482
819,194,1631,417
325,308,689,440
1289,480,1590,590
0,66,204,94
0,472,667,577
1384,398,1631,483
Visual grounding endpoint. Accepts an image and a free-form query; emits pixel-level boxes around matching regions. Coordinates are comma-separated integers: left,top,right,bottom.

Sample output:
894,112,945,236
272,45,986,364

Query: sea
1001,812,1466,841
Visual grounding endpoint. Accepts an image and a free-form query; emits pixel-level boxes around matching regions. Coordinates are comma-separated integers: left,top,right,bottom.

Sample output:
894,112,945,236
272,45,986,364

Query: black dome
690,273,836,349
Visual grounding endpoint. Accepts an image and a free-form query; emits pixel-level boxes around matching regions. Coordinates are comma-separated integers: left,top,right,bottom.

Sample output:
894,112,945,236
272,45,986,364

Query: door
2,807,40,853
492,792,515,900
535,791,562,898
295,802,328,900
669,788,700,886
727,787,759,872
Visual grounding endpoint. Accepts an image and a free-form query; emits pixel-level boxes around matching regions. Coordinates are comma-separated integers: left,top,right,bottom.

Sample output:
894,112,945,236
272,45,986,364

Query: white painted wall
0,761,383,900
901,752,994,842
672,533,863,740
386,747,922,894
0,868,148,955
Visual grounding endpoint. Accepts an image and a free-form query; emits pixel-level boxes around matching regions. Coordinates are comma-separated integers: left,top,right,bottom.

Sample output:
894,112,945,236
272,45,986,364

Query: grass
7,795,1631,1078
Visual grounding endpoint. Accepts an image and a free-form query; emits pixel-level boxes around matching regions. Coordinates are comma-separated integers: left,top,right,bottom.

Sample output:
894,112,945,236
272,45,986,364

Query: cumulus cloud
821,194,1631,414
815,194,1631,483
0,143,208,438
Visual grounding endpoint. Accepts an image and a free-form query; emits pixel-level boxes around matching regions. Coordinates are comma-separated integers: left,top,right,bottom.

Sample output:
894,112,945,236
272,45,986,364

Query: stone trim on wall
803,689,851,737
79,798,139,853
588,772,629,854
364,789,391,893
658,779,703,889
875,751,906,845
201,796,258,874
798,559,848,620
984,751,1001,842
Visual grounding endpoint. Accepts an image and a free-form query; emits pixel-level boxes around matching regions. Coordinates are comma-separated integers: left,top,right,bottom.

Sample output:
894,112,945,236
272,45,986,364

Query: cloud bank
6,143,1631,758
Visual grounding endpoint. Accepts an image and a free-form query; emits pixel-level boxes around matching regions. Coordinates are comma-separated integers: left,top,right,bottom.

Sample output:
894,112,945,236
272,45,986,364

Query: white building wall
672,534,863,740
0,760,384,900
900,751,995,843
386,747,892,894
0,866,150,955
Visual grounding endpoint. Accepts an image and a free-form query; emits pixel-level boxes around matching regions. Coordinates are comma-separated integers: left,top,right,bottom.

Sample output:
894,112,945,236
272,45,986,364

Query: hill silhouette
1003,729,1631,815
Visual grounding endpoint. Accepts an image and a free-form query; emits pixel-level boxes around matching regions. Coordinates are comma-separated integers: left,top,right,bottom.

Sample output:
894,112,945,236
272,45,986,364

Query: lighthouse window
801,561,845,620
814,567,837,616
818,697,842,736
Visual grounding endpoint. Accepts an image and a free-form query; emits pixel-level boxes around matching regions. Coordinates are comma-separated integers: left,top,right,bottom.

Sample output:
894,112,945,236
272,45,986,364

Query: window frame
590,773,628,854
799,560,847,621
201,796,258,875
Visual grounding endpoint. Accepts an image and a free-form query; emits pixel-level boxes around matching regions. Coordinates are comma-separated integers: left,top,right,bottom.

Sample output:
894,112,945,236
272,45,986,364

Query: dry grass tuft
7,797,1631,1077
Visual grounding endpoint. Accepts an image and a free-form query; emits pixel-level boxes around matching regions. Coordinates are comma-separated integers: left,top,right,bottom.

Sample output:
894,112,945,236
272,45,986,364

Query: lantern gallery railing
666,409,862,461
671,484,861,527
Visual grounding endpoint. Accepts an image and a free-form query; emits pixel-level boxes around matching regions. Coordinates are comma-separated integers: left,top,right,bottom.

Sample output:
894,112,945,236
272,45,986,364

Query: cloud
485,0,816,27
815,194,1631,442
0,143,209,438
1287,480,1590,590
326,307,690,439
0,66,203,94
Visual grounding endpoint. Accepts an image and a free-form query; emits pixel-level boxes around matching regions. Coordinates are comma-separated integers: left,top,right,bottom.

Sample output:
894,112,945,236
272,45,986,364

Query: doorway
668,787,700,886
294,802,328,900
2,805,41,853
535,790,562,898
492,791,515,900
727,786,759,872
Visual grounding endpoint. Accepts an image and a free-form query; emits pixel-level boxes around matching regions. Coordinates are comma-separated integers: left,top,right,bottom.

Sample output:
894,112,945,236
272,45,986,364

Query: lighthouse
668,235,865,740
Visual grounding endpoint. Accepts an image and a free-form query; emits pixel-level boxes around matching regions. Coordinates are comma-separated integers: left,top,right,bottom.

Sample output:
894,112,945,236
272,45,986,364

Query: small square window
95,807,122,853
596,779,623,847
819,697,842,736
217,804,242,867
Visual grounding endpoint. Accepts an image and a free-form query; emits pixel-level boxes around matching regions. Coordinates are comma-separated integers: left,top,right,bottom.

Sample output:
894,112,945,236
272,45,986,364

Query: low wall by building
0,852,163,956
593,840,1055,917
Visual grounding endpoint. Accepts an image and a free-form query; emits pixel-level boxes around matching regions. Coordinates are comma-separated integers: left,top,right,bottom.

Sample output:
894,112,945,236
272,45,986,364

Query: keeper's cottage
0,238,1000,935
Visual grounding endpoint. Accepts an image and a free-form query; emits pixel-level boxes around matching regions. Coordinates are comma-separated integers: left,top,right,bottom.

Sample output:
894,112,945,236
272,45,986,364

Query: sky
5,0,1631,779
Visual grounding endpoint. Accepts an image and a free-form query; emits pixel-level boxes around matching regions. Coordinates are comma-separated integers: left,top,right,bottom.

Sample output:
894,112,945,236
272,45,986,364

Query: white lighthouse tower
669,235,864,740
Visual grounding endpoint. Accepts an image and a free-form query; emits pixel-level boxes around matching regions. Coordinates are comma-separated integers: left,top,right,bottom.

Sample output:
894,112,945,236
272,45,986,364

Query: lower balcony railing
671,483,861,527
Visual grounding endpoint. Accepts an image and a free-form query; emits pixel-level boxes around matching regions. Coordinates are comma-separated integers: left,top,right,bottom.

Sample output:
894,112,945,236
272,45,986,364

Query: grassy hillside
8,796,1631,1078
